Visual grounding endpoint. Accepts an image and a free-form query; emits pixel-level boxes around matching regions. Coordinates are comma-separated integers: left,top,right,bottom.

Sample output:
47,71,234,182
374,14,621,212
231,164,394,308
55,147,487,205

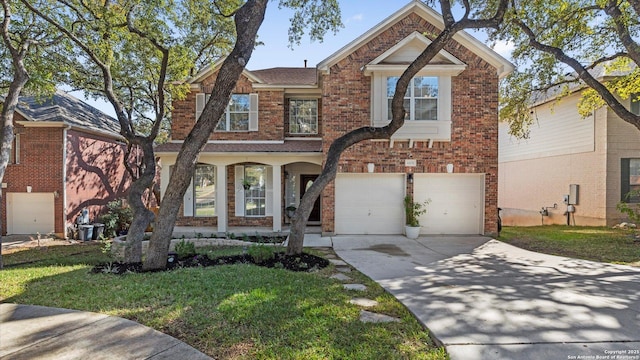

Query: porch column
216,164,227,233
272,164,282,232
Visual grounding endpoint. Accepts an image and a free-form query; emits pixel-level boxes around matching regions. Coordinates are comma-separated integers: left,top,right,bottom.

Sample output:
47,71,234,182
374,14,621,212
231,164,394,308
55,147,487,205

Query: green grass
498,225,640,266
0,244,447,360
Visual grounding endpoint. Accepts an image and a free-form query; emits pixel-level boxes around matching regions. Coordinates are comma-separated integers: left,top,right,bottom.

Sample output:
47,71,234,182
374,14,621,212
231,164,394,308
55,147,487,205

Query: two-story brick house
1,90,130,237
156,1,513,236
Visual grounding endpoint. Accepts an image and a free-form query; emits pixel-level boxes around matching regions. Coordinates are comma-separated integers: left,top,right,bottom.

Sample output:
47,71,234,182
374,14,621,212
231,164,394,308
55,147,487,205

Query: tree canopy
494,0,640,138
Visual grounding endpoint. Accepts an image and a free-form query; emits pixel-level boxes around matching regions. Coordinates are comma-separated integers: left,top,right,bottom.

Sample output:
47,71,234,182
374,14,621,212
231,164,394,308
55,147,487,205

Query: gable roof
317,0,514,78
8,90,121,138
188,58,317,89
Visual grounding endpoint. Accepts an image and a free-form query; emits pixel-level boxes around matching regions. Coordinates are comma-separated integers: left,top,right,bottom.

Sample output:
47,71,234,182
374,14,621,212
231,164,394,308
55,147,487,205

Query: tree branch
603,0,640,65
515,19,640,130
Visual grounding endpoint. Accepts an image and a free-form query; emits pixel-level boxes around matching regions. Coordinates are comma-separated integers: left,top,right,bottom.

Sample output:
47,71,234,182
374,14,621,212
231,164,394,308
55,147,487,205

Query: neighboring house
498,81,640,226
1,90,130,237
156,1,513,236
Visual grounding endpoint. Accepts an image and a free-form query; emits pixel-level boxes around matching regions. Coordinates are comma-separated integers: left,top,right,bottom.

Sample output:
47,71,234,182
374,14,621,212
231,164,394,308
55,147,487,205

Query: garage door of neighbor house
7,193,55,235
335,174,405,234
413,174,484,234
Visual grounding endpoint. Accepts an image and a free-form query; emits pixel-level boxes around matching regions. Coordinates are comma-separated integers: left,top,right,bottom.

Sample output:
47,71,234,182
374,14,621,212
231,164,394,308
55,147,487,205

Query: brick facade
319,13,500,235
166,4,505,235
2,112,130,237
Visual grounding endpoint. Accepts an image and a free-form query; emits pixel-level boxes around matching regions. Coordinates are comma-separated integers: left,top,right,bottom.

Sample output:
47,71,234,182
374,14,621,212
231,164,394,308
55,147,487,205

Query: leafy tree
0,0,68,269
144,0,342,270
494,0,640,138
22,0,236,262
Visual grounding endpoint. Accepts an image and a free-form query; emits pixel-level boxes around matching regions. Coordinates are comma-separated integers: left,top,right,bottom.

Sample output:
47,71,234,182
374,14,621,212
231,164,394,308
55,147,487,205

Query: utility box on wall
569,184,579,205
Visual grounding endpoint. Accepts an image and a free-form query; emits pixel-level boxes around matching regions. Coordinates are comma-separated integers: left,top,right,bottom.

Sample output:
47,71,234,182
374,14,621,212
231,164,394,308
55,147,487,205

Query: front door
301,174,321,222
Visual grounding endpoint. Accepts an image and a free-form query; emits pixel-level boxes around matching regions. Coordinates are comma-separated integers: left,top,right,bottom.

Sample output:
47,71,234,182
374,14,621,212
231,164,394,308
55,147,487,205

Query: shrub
404,195,430,227
617,190,640,223
175,240,196,259
247,245,275,264
100,199,133,238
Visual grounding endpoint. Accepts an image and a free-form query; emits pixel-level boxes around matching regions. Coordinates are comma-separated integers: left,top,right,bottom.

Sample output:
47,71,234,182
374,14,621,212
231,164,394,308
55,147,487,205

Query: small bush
247,245,275,264
99,199,133,237
617,190,640,223
175,240,196,259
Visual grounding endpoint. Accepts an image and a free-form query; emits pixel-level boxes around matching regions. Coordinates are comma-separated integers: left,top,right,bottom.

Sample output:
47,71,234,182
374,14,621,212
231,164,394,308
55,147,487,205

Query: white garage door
335,174,405,234
7,193,55,235
414,174,484,234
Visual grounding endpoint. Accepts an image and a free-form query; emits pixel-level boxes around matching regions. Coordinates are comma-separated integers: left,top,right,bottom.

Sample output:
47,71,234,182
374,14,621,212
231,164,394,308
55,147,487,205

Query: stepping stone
330,273,352,281
335,266,352,273
343,284,367,291
359,310,401,323
329,259,348,266
350,298,378,307
324,254,337,259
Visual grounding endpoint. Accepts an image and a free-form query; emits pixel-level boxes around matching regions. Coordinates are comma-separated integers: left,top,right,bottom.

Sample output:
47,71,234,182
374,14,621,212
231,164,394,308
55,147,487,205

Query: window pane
415,99,438,120
387,76,437,121
230,113,249,131
218,94,250,132
387,99,411,120
289,99,318,134
244,165,266,216
216,115,226,131
386,77,410,97
194,164,215,217
414,77,438,98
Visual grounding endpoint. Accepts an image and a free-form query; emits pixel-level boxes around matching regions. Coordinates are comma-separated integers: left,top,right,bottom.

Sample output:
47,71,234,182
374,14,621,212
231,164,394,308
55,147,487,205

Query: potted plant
242,179,251,190
285,205,297,219
404,195,430,239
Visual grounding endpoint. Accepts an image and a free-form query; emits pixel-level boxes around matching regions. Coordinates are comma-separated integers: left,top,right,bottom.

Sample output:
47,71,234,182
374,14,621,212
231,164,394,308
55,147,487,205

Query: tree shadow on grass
1,248,445,359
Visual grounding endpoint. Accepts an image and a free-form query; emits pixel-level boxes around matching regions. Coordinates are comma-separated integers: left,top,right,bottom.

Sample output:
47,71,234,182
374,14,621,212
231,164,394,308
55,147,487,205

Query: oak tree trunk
143,0,268,270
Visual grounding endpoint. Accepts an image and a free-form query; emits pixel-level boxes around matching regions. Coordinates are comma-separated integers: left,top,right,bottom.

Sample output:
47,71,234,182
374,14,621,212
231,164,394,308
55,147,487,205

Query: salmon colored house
1,90,130,237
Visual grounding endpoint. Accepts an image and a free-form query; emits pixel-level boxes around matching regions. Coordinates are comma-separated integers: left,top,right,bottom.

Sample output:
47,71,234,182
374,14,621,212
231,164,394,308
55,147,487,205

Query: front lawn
498,225,640,266
0,243,447,360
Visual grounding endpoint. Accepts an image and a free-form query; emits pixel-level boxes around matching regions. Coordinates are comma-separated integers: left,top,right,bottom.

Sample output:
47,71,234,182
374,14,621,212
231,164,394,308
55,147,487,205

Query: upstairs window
387,76,438,121
195,93,258,132
289,99,318,134
217,94,250,131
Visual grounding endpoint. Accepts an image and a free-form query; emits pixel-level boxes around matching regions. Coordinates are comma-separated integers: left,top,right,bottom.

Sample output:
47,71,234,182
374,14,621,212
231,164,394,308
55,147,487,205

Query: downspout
62,125,71,238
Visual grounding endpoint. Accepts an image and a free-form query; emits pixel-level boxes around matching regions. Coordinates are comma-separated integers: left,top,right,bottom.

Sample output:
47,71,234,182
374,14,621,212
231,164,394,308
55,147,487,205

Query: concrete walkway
332,235,640,360
0,303,211,360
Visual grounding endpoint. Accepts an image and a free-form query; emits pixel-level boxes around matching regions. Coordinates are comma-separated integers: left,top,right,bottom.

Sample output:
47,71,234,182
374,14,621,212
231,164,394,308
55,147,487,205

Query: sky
77,0,514,116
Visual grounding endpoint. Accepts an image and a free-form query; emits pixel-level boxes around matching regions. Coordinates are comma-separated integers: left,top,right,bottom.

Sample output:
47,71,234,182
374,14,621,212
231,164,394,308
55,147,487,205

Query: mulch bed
91,252,329,275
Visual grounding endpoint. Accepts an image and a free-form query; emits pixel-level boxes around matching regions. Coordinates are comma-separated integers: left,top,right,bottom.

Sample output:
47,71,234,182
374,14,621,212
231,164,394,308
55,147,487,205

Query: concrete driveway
332,235,640,360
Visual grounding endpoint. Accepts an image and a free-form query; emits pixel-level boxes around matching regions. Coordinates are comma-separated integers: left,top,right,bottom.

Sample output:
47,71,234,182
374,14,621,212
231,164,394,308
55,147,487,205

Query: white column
216,164,227,233
272,164,282,232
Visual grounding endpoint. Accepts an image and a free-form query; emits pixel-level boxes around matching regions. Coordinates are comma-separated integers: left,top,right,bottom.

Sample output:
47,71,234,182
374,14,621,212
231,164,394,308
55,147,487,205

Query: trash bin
92,223,105,240
78,224,93,241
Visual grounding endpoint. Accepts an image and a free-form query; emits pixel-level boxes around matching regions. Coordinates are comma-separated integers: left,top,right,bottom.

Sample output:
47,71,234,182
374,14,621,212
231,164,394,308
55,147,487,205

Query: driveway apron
332,235,640,360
